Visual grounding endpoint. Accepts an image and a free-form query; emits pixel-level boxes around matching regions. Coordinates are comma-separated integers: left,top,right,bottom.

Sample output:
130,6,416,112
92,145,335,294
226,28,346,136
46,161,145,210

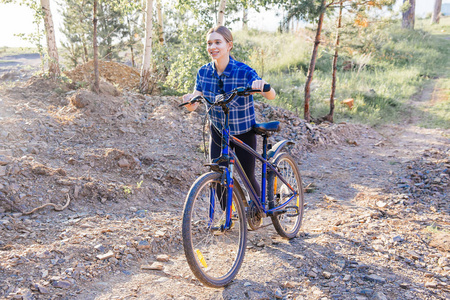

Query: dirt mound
1,76,449,299
64,60,140,92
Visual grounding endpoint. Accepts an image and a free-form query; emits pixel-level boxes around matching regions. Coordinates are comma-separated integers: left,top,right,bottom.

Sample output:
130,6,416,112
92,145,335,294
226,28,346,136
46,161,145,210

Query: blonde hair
207,26,234,55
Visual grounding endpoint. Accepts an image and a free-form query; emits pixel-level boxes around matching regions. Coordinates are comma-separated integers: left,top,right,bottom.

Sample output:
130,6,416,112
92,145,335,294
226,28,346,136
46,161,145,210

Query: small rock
0,155,10,166
243,282,252,287
376,201,387,208
343,274,351,281
307,270,317,278
372,291,388,300
0,166,6,176
94,244,105,252
437,256,448,267
400,282,410,289
118,158,130,168
407,250,420,260
274,288,283,299
283,281,297,288
322,271,332,279
141,262,164,270
154,230,166,237
137,240,151,250
357,288,373,296
96,250,114,260
156,254,170,262
51,279,72,289
424,281,438,288
363,274,386,284
373,244,384,252
35,283,49,294
155,276,169,283
392,235,404,243
256,241,265,247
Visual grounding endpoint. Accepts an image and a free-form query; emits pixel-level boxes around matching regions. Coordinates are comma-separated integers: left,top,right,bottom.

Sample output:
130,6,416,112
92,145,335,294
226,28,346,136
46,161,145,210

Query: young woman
182,25,276,201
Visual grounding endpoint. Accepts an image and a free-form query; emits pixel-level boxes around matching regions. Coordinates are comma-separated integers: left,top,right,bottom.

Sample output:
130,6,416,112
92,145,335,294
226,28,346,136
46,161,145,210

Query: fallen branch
23,194,71,215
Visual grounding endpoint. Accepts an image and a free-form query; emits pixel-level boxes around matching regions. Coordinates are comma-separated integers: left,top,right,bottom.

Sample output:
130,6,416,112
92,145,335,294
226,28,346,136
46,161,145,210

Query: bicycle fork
208,162,235,232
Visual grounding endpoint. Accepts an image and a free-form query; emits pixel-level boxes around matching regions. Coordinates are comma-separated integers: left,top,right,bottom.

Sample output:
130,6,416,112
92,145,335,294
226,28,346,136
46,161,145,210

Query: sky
0,0,448,48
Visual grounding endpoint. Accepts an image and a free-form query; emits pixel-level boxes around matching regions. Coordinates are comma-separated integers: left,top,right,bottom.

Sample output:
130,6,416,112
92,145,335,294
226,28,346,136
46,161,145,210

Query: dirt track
0,57,449,299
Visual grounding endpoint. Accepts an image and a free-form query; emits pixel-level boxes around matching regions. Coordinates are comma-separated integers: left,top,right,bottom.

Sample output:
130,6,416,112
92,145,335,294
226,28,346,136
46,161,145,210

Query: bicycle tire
182,172,247,287
269,153,304,239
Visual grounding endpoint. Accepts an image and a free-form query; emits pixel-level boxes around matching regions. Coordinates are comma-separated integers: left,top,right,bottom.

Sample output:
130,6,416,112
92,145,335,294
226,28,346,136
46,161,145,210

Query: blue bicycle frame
209,105,298,230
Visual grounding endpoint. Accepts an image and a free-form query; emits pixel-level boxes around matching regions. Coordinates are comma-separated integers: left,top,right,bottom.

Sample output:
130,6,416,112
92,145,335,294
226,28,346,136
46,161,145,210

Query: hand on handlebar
252,80,275,100
251,80,268,93
181,93,200,111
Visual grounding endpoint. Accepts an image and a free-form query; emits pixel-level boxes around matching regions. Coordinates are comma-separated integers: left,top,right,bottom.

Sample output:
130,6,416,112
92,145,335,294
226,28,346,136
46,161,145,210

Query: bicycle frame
209,104,298,230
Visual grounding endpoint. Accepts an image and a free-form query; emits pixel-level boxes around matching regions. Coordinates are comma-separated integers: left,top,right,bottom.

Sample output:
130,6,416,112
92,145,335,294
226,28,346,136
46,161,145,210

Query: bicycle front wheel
182,172,247,287
270,153,304,239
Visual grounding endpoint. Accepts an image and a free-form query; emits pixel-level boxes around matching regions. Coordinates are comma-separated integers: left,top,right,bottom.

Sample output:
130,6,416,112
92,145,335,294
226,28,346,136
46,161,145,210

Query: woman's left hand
251,79,267,92
251,79,276,100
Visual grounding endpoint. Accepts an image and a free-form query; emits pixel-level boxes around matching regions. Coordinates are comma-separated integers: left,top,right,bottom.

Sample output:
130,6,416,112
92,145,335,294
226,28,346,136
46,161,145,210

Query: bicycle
179,85,305,287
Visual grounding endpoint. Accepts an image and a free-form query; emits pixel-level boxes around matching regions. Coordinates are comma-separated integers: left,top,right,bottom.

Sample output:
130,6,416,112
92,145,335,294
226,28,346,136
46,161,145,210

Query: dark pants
210,126,261,209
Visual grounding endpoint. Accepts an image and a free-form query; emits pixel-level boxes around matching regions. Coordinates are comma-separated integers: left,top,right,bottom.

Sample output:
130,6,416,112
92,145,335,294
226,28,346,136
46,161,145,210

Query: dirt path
0,64,448,299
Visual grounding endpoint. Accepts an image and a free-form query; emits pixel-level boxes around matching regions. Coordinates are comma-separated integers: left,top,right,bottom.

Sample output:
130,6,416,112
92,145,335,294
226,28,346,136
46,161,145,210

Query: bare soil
0,57,449,300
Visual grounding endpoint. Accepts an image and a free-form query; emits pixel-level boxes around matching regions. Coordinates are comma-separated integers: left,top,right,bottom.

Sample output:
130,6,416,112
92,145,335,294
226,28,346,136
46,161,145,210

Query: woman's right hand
182,92,200,111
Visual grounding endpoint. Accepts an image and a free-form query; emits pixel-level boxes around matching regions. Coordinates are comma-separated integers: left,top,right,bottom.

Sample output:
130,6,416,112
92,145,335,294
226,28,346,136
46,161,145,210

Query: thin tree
140,0,154,94
304,0,326,123
323,0,343,123
156,0,164,44
243,6,249,30
431,0,442,24
93,0,99,93
402,0,415,29
217,0,227,26
40,0,60,79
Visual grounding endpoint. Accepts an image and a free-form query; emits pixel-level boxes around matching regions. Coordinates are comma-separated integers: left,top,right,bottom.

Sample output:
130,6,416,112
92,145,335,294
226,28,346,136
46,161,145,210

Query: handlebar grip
263,84,271,92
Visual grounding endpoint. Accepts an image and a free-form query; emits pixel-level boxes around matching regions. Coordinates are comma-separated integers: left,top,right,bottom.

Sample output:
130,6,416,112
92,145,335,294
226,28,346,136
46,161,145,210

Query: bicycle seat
253,121,281,135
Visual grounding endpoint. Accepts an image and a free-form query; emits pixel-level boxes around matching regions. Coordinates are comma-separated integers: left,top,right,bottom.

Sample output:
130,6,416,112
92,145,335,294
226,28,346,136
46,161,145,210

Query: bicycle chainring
246,202,263,231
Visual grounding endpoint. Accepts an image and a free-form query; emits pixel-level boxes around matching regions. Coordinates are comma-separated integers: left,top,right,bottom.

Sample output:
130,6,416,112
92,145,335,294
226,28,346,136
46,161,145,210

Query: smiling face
206,32,232,62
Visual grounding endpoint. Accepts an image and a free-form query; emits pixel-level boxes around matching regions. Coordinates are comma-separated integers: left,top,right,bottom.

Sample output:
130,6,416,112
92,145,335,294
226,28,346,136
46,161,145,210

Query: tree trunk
40,0,60,79
431,0,442,24
324,1,343,123
217,0,227,26
242,0,248,30
93,0,99,93
402,0,415,29
156,0,164,44
242,7,248,30
304,0,326,123
140,0,154,94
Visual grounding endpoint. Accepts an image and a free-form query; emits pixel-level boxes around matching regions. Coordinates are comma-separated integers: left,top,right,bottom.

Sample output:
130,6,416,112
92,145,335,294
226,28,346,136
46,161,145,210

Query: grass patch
233,17,450,127
0,46,39,57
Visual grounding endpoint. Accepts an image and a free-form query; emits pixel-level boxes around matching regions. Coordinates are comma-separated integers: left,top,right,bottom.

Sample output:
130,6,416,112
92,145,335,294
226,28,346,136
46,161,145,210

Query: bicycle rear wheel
182,172,247,287
270,153,304,239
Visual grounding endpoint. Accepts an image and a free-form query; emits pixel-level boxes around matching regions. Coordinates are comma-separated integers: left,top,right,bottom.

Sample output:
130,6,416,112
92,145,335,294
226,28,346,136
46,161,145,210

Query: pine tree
58,0,93,68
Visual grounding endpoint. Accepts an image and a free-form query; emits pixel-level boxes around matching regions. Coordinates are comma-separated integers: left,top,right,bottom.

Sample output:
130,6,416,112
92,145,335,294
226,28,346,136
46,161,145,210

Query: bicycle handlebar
179,84,271,108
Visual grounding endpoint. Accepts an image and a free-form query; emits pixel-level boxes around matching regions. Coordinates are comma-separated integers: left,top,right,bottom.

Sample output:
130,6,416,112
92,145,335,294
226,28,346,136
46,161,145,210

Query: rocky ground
0,57,449,300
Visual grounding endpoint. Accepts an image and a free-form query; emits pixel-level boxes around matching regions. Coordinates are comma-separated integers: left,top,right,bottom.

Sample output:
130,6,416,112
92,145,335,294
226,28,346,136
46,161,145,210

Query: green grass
0,46,39,57
233,16,450,128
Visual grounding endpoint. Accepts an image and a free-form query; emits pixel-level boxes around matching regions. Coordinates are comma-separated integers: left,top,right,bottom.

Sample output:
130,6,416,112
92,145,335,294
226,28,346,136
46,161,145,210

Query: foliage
58,0,143,68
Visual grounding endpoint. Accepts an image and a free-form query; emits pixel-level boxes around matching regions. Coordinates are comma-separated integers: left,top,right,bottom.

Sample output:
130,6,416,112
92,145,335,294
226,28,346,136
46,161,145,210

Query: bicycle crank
246,202,263,230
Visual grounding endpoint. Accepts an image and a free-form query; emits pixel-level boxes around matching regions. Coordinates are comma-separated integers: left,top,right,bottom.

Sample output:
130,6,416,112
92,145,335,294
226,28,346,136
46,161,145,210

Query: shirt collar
210,57,236,78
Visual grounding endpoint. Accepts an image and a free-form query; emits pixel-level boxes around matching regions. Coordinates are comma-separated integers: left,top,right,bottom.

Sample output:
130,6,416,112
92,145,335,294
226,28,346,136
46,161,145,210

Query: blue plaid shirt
195,57,261,135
